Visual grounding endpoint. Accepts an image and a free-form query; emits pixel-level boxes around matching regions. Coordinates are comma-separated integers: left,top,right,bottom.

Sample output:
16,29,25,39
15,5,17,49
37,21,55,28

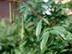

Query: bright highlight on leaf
36,20,42,37
40,32,49,50
43,18,50,25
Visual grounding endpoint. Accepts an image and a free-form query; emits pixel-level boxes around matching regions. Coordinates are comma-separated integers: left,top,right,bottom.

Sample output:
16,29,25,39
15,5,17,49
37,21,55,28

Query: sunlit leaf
40,32,49,50
43,18,50,25
36,20,42,37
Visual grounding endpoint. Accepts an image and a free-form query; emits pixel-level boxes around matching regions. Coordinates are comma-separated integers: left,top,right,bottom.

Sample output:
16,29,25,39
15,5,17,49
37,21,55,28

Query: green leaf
40,32,49,50
62,8,69,13
27,1,36,9
24,12,27,21
50,30,61,35
56,7,61,12
33,18,38,26
41,46,47,54
60,49,68,53
43,28,51,33
53,26,66,33
36,20,42,37
43,18,50,25
50,45,61,49
0,46,2,51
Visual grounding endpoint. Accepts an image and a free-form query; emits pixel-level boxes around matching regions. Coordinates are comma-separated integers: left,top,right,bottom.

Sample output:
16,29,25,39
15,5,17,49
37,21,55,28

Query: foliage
0,0,72,54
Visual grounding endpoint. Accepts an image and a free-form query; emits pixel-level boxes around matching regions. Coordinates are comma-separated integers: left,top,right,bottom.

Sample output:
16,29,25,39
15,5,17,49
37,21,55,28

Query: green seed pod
9,2,12,24
21,16,25,40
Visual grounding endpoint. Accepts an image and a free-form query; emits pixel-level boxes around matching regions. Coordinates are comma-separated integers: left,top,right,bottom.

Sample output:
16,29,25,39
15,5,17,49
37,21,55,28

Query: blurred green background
0,0,72,54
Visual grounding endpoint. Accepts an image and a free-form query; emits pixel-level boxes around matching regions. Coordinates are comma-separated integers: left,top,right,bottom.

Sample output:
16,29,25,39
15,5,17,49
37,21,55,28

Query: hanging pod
9,2,13,24
21,16,25,40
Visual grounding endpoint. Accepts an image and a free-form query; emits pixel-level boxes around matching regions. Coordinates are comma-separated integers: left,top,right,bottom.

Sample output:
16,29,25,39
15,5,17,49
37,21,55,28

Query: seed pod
9,2,12,23
21,16,25,40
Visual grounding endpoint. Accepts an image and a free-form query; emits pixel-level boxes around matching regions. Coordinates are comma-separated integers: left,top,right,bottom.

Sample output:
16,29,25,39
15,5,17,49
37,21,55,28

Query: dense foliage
0,0,72,54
